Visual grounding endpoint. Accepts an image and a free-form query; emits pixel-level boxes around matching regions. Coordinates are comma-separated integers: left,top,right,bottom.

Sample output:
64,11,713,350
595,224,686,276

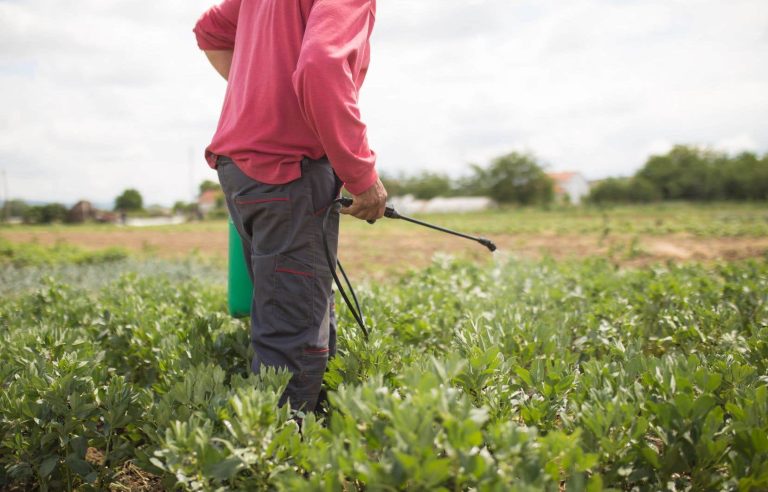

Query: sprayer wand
340,198,497,252
324,198,497,340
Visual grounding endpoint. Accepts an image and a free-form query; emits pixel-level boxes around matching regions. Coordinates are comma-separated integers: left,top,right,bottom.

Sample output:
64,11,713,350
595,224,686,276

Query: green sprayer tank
228,218,253,318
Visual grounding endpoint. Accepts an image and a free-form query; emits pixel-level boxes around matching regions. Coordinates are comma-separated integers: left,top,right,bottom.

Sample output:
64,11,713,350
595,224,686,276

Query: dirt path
338,229,768,278
3,226,766,278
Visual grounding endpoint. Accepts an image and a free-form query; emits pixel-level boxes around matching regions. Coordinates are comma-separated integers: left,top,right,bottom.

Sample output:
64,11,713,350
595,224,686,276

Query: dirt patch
340,231,768,278
3,227,767,278
109,461,163,492
83,447,163,491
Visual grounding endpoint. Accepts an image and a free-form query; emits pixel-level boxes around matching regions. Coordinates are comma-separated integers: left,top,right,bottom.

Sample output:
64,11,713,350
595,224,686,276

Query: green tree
588,178,631,204
593,145,768,204
379,173,406,198
589,177,660,204
114,189,143,212
199,180,221,195
22,203,68,224
638,145,722,201
3,199,29,219
626,177,662,203
173,201,197,214
403,172,454,199
380,171,457,199
721,152,768,201
467,152,553,205
755,153,768,200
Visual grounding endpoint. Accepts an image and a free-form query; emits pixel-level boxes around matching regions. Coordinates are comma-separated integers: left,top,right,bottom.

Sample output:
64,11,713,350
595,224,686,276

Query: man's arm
193,0,241,80
292,0,387,221
204,50,233,81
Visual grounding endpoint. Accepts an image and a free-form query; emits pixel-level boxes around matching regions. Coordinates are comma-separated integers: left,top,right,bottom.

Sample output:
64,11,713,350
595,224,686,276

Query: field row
1,253,766,490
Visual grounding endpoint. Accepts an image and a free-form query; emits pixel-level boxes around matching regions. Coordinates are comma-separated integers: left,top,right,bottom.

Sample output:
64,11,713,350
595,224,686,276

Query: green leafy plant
1,255,767,490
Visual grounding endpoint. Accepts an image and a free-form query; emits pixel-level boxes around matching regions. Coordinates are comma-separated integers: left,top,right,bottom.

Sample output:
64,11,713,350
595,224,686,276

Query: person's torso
207,0,375,184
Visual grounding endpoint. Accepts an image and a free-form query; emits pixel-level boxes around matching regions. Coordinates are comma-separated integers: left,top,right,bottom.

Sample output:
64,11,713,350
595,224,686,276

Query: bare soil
3,227,767,279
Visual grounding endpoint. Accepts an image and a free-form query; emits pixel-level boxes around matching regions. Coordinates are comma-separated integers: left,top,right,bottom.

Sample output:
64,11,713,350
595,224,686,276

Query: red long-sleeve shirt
193,0,378,195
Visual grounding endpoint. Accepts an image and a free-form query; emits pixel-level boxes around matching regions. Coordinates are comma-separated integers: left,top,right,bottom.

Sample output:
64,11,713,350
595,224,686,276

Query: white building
547,172,590,205
389,195,495,215
421,196,495,213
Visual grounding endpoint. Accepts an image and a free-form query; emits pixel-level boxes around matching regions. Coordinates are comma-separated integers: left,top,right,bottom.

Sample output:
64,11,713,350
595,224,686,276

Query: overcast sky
1,0,767,206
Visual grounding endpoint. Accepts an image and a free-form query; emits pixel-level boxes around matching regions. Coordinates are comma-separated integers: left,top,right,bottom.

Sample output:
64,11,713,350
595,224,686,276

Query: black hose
322,197,496,340
322,199,369,340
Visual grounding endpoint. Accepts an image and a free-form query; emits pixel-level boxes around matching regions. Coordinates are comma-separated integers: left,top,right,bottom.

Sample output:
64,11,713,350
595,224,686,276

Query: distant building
68,200,96,223
389,195,495,215
421,196,495,214
198,189,224,215
145,204,172,217
547,172,590,205
124,216,187,227
95,211,120,224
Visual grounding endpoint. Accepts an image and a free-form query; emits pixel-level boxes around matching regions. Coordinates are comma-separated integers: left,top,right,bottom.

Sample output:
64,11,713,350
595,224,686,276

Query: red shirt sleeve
292,0,379,195
193,0,242,51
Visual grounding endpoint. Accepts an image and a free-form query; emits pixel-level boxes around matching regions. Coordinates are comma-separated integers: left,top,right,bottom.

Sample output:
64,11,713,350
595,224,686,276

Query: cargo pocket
299,348,329,384
233,192,291,256
272,255,314,327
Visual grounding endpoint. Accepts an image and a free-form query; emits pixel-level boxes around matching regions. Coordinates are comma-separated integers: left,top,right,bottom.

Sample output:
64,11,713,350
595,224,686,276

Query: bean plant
0,252,766,490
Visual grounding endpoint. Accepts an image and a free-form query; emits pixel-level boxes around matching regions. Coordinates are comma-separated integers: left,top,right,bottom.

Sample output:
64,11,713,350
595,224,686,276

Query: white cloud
716,135,760,154
1,0,767,205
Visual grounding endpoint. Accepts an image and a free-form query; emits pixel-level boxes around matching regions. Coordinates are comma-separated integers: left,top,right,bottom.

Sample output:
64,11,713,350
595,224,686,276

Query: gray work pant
216,155,340,412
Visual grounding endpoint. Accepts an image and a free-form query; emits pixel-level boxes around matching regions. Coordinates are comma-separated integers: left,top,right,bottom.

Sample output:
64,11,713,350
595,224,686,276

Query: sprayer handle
337,197,397,223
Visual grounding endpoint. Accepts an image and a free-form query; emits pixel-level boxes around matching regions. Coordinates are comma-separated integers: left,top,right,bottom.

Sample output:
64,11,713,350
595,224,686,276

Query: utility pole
188,146,196,203
1,169,8,223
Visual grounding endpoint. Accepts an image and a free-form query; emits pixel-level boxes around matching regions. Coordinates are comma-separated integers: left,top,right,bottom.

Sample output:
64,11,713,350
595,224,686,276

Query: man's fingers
355,207,377,221
338,196,386,221
357,209,376,221
363,209,383,221
340,200,363,216
341,203,368,219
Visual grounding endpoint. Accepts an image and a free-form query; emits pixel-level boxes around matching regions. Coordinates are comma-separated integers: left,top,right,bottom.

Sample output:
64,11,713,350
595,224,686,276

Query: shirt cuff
343,167,379,196
193,26,234,51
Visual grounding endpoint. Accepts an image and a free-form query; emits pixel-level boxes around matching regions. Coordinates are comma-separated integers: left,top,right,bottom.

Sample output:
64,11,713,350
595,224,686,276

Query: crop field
3,203,768,279
1,204,767,491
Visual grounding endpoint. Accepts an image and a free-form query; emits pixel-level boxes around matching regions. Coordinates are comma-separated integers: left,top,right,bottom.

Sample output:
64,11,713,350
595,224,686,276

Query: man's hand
204,50,234,80
341,178,388,221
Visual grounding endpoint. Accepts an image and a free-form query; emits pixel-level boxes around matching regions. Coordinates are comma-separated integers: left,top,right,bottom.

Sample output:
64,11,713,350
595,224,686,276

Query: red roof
546,172,582,195
198,189,221,205
547,171,579,183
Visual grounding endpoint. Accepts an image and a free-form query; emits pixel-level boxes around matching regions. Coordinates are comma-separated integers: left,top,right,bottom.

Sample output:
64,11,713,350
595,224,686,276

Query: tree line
1,189,146,224
589,145,768,204
384,145,768,205
382,152,555,205
3,145,766,224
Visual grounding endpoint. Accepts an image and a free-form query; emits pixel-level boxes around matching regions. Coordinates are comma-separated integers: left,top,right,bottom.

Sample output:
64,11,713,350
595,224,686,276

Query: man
193,0,387,413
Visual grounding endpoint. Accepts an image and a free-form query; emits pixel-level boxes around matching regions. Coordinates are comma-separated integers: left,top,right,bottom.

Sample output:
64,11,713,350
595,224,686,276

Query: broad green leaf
515,367,533,387
39,455,58,479
65,455,94,478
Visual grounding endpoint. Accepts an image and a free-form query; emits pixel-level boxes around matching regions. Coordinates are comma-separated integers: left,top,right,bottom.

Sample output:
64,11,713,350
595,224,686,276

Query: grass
2,202,767,237
345,201,768,237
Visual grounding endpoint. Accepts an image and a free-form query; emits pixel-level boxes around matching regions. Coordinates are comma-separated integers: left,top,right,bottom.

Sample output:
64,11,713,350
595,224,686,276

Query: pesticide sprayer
228,198,497,339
